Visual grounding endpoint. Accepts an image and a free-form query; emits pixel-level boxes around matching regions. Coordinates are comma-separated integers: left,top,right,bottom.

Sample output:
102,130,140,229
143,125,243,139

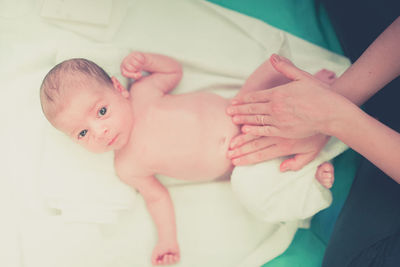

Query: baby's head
40,58,133,153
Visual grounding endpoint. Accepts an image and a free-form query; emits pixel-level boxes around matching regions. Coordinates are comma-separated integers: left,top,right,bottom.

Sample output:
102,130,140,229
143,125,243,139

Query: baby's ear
111,76,129,98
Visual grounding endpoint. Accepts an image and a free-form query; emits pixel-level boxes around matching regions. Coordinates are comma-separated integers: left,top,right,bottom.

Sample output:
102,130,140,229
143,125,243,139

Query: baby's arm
119,173,180,265
121,52,183,94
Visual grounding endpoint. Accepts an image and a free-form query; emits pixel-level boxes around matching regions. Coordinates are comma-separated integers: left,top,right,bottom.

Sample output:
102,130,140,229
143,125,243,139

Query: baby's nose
93,125,109,139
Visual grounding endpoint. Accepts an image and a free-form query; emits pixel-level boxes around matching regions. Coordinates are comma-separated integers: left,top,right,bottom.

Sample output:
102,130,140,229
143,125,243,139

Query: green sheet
206,0,360,266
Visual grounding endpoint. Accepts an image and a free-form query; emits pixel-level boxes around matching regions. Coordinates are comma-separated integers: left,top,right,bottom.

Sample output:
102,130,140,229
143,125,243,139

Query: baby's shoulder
113,149,147,181
130,79,165,100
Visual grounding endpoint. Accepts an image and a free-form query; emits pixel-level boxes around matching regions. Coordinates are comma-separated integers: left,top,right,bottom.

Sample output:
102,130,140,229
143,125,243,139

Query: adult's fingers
232,114,273,126
227,102,270,116
279,151,318,172
241,124,280,137
228,136,280,159
229,134,259,149
270,54,314,81
231,88,274,105
231,144,287,166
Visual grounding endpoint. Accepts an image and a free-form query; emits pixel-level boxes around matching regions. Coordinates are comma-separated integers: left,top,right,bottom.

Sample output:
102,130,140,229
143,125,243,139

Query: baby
40,52,335,265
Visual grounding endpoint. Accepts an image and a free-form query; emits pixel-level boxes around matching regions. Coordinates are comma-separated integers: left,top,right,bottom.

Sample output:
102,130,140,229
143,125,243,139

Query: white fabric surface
0,1,351,267
232,137,348,223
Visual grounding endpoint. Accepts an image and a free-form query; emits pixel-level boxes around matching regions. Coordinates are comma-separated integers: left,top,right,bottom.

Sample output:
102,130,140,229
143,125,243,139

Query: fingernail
242,126,250,133
227,150,235,158
233,116,240,123
227,107,234,115
232,158,240,165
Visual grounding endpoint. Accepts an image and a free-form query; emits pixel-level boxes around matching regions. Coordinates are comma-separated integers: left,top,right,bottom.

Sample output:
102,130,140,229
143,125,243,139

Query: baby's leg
237,59,337,97
236,59,291,97
315,162,335,189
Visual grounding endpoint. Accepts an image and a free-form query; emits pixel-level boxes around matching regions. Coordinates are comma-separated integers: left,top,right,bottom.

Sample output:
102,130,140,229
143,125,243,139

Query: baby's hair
40,58,112,120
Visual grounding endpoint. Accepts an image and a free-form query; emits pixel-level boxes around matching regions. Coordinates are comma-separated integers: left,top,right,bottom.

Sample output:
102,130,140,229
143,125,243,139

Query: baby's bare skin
120,90,239,181
110,52,245,265
115,53,334,265
52,52,335,265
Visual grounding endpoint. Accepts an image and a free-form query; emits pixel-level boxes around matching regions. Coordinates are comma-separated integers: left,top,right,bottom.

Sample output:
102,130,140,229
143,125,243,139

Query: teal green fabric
206,0,343,54
262,229,326,267
206,1,360,266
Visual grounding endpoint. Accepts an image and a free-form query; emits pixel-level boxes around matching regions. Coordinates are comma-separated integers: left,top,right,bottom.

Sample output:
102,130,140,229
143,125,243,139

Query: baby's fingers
152,252,179,266
129,51,146,65
122,60,141,72
166,254,176,265
121,68,142,79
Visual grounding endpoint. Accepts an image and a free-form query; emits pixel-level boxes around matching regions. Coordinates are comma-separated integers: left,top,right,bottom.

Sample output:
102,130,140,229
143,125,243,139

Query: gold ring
261,115,266,126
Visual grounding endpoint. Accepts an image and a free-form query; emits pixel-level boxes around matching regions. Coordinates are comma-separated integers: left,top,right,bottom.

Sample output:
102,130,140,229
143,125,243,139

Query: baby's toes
320,161,334,173
316,162,335,189
321,176,334,189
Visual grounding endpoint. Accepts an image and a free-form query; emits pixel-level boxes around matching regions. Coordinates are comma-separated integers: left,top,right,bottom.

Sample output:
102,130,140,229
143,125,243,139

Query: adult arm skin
228,17,400,182
329,16,400,106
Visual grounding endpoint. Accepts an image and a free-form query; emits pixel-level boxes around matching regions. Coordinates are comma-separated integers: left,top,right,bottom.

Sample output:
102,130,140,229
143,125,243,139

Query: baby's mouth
107,134,119,146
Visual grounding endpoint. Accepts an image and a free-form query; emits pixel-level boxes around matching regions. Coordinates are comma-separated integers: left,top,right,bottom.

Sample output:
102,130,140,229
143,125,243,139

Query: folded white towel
231,137,348,223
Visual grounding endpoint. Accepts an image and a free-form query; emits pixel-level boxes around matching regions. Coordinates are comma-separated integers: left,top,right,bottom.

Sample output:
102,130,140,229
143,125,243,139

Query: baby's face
53,81,133,153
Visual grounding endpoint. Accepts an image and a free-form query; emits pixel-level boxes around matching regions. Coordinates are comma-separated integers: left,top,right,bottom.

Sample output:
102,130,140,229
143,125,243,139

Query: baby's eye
78,129,88,139
98,107,107,116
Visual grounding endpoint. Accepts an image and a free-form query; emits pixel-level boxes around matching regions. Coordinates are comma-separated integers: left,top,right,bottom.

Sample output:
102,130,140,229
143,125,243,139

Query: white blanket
0,1,350,267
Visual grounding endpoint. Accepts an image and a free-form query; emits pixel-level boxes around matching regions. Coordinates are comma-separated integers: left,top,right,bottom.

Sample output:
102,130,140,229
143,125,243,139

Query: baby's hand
121,51,146,80
151,240,180,266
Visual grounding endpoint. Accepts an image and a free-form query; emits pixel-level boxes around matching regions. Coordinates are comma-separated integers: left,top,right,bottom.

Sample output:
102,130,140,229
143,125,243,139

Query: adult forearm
331,17,400,106
326,101,400,183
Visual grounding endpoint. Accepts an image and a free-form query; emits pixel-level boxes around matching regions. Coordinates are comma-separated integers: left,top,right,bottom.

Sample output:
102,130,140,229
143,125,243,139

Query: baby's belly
144,92,240,181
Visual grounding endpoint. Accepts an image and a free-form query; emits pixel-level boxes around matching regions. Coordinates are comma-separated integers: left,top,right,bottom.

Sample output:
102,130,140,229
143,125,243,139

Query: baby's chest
134,113,205,162
129,94,235,172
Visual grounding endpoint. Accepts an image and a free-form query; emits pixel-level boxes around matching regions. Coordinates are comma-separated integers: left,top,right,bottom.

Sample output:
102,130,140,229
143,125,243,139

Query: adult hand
227,54,348,139
227,133,330,171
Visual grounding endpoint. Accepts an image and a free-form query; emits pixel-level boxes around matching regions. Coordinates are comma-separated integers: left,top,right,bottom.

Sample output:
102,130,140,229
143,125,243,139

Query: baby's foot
314,69,336,85
315,162,334,189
